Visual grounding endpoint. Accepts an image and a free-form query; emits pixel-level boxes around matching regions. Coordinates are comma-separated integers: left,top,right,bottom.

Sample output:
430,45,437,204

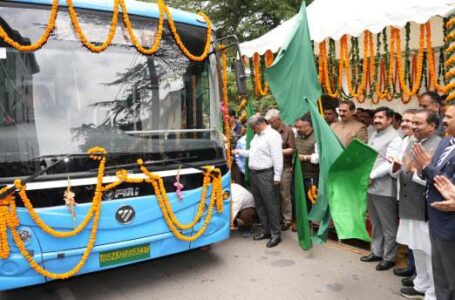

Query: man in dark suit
413,103,455,300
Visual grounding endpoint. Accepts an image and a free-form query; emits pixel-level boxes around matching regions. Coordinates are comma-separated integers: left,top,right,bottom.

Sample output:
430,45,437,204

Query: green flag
263,2,340,243
328,140,378,241
293,152,312,250
306,101,344,243
264,2,321,125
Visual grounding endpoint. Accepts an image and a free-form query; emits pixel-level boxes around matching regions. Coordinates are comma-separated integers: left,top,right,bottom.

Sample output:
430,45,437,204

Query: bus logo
104,188,140,201
115,206,136,224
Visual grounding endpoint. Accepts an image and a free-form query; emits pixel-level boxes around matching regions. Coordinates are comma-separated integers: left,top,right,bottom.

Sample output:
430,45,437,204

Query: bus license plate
99,244,150,267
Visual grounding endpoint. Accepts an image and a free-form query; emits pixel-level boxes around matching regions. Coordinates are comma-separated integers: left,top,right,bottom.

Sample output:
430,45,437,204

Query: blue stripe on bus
2,0,208,28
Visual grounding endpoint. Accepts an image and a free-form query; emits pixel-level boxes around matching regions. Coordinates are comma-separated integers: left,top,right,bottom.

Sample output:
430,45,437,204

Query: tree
141,0,312,42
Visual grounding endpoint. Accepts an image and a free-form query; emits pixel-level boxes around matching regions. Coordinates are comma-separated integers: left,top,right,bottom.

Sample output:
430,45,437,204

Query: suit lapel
436,138,454,172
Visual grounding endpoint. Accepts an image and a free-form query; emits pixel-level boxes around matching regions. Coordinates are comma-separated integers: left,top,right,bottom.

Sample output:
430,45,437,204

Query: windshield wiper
32,152,131,160
1,151,111,198
94,156,198,172
0,158,66,199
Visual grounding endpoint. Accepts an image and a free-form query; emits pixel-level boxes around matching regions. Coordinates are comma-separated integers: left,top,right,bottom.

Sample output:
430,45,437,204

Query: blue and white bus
0,0,236,290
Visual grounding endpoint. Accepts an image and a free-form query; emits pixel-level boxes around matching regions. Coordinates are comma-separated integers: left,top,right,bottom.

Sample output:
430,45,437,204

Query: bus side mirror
234,59,247,96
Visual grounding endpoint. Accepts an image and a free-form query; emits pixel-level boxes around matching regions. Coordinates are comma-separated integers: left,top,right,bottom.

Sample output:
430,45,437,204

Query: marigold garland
306,184,318,205
120,0,164,55
0,0,58,51
446,14,455,102
317,23,438,103
0,0,212,61
395,25,425,98
161,3,212,61
220,46,231,167
318,41,339,98
67,0,119,53
0,187,17,260
424,23,445,93
253,51,274,97
0,147,224,278
342,32,374,99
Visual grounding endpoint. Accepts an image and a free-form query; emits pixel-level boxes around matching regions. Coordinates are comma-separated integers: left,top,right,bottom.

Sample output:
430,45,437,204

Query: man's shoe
360,253,383,262
253,233,271,241
401,276,415,287
266,237,281,248
281,223,291,231
375,260,395,271
393,266,415,277
400,287,424,299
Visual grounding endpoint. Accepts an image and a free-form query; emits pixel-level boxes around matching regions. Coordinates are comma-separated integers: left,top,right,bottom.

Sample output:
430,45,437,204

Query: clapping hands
432,175,455,212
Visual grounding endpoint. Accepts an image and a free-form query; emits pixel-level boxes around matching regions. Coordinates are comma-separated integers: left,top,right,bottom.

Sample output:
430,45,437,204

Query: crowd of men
228,91,455,300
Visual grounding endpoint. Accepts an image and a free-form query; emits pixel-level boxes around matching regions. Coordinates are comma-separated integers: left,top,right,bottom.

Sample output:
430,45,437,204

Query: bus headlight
222,190,231,201
18,228,32,246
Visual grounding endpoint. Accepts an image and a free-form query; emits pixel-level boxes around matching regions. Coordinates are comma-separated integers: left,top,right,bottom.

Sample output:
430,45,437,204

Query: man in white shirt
231,183,256,237
232,115,283,248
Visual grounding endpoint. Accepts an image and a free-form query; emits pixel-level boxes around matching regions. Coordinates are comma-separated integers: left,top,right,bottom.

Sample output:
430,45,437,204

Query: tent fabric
240,0,454,58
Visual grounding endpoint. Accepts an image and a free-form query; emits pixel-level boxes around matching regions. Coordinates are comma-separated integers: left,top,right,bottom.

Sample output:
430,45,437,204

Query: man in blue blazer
413,103,455,300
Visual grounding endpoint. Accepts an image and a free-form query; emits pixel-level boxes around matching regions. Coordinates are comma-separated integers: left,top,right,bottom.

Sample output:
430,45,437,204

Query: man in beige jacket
331,100,368,147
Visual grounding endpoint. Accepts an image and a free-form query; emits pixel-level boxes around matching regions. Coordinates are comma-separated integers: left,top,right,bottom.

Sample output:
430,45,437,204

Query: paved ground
0,231,403,300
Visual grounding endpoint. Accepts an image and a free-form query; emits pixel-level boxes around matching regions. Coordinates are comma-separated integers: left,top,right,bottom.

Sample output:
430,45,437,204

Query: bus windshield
0,4,224,179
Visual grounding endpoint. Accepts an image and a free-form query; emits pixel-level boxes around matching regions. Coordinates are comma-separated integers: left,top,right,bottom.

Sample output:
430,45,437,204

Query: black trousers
250,169,281,239
430,232,455,300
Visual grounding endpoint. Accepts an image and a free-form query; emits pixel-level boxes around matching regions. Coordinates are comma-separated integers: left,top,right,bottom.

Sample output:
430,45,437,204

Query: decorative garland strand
445,14,455,102
0,0,58,51
392,25,425,98
220,46,231,167
318,40,338,97
252,51,274,97
0,0,212,61
67,0,120,53
0,147,224,279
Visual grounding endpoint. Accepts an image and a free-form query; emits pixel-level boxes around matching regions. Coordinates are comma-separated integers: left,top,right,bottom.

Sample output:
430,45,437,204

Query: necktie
436,138,455,167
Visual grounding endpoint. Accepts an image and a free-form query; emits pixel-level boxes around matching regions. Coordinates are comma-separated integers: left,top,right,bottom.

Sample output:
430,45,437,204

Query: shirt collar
259,125,272,135
375,125,393,136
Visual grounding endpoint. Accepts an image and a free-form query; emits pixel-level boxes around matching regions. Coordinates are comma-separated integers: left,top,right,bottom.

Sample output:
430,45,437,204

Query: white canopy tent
239,0,455,111
240,0,454,57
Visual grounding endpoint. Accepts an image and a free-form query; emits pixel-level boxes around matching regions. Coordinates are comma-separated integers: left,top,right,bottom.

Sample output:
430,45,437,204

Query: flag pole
317,98,324,116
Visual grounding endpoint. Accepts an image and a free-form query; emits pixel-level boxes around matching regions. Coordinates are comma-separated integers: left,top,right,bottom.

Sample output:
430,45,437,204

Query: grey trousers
430,232,455,300
367,193,398,262
280,167,293,224
250,169,281,239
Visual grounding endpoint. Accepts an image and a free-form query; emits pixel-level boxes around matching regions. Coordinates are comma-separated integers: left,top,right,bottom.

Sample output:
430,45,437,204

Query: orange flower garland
317,24,433,103
220,46,231,167
0,146,224,279
0,0,58,51
67,0,119,52
0,0,212,62
4,147,106,279
392,25,425,98
318,41,339,98
424,23,445,93
0,187,17,260
446,14,455,102
341,32,374,99
161,3,212,62
120,0,164,55
253,51,274,97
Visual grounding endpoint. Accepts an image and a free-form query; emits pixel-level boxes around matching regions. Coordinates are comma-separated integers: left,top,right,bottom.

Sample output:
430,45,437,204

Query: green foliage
141,0,313,42
139,0,303,114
